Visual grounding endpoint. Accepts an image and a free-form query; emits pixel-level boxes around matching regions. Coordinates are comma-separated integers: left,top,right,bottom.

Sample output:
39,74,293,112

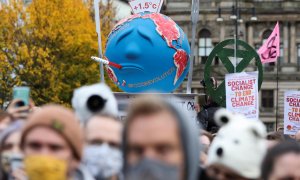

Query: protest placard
114,93,197,121
129,0,163,14
225,71,259,120
284,91,300,135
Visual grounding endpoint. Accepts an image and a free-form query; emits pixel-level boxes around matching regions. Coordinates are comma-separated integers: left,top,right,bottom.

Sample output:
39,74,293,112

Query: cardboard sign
114,93,197,122
225,71,259,120
129,0,163,14
284,91,300,135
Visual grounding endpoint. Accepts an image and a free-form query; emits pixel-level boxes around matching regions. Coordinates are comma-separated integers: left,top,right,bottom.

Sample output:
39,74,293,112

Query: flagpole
186,0,199,94
94,0,105,83
276,59,279,130
234,0,238,73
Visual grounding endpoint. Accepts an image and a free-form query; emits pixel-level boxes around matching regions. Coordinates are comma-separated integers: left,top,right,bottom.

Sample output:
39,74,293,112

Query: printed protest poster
284,91,300,135
225,71,259,120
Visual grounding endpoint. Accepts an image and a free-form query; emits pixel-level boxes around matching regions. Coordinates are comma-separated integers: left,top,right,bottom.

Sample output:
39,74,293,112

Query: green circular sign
204,39,263,107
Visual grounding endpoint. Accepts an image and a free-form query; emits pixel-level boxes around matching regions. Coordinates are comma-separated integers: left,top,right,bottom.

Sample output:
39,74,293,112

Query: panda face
207,109,267,179
209,118,265,163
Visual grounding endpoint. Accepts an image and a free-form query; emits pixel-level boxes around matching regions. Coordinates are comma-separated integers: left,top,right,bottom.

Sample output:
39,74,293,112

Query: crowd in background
0,83,300,180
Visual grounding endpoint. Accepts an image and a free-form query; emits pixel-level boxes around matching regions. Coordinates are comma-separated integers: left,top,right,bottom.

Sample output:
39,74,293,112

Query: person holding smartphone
6,100,31,121
19,105,94,180
6,87,37,121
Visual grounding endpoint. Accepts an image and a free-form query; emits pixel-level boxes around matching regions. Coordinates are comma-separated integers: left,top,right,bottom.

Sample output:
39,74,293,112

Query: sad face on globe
105,12,190,93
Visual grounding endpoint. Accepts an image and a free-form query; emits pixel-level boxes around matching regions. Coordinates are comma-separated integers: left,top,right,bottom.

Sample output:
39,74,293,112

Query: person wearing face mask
72,83,122,180
82,115,123,180
19,104,94,180
122,95,200,180
0,120,24,180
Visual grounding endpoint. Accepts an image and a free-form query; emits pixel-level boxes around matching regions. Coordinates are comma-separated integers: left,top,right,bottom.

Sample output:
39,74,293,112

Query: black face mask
125,158,180,180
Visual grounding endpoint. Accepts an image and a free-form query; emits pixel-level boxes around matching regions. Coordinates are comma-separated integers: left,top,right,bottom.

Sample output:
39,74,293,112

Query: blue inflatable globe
105,12,190,93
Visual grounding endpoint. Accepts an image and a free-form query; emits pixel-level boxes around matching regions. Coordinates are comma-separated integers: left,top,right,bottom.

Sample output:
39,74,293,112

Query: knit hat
207,109,267,179
20,105,83,161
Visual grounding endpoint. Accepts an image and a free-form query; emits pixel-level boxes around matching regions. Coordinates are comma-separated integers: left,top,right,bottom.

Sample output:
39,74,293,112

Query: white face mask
82,144,123,179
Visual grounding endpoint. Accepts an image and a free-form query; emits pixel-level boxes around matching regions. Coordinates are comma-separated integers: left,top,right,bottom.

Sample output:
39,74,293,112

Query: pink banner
258,22,280,64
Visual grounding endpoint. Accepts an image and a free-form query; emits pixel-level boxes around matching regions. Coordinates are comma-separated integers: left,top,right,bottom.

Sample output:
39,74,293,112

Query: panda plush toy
207,109,267,179
72,83,118,123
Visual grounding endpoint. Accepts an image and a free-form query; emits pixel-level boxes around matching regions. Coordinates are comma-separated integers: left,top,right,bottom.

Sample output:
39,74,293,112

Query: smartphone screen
13,87,30,106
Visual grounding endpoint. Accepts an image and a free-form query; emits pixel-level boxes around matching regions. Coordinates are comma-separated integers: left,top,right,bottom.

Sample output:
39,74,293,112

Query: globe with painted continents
105,12,190,93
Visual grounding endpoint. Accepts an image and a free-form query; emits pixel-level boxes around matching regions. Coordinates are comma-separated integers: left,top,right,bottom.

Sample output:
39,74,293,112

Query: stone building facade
163,0,300,131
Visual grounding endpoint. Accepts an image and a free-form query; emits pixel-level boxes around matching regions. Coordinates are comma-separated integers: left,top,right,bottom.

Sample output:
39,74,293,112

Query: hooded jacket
122,96,200,180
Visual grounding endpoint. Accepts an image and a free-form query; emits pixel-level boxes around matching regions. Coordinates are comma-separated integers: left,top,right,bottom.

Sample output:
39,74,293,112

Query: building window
279,43,284,64
198,29,213,64
262,29,272,42
264,122,275,132
297,44,300,67
261,90,274,108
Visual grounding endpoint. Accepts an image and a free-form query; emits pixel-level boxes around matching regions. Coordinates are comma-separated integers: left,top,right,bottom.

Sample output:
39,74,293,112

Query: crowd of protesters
0,83,300,180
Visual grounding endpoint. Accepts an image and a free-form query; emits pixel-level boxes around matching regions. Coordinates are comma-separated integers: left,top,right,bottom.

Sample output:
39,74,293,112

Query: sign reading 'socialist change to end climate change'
225,71,259,120
284,91,300,135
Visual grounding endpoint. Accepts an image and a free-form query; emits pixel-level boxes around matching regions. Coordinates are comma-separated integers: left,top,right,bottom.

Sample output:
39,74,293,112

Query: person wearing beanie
20,104,94,180
122,95,200,180
206,109,267,180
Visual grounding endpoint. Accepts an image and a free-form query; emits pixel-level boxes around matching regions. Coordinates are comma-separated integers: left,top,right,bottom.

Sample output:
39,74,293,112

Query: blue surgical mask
82,144,122,179
125,158,180,180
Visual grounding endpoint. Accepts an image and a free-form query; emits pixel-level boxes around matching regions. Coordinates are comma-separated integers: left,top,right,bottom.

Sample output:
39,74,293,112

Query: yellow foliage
0,0,118,107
